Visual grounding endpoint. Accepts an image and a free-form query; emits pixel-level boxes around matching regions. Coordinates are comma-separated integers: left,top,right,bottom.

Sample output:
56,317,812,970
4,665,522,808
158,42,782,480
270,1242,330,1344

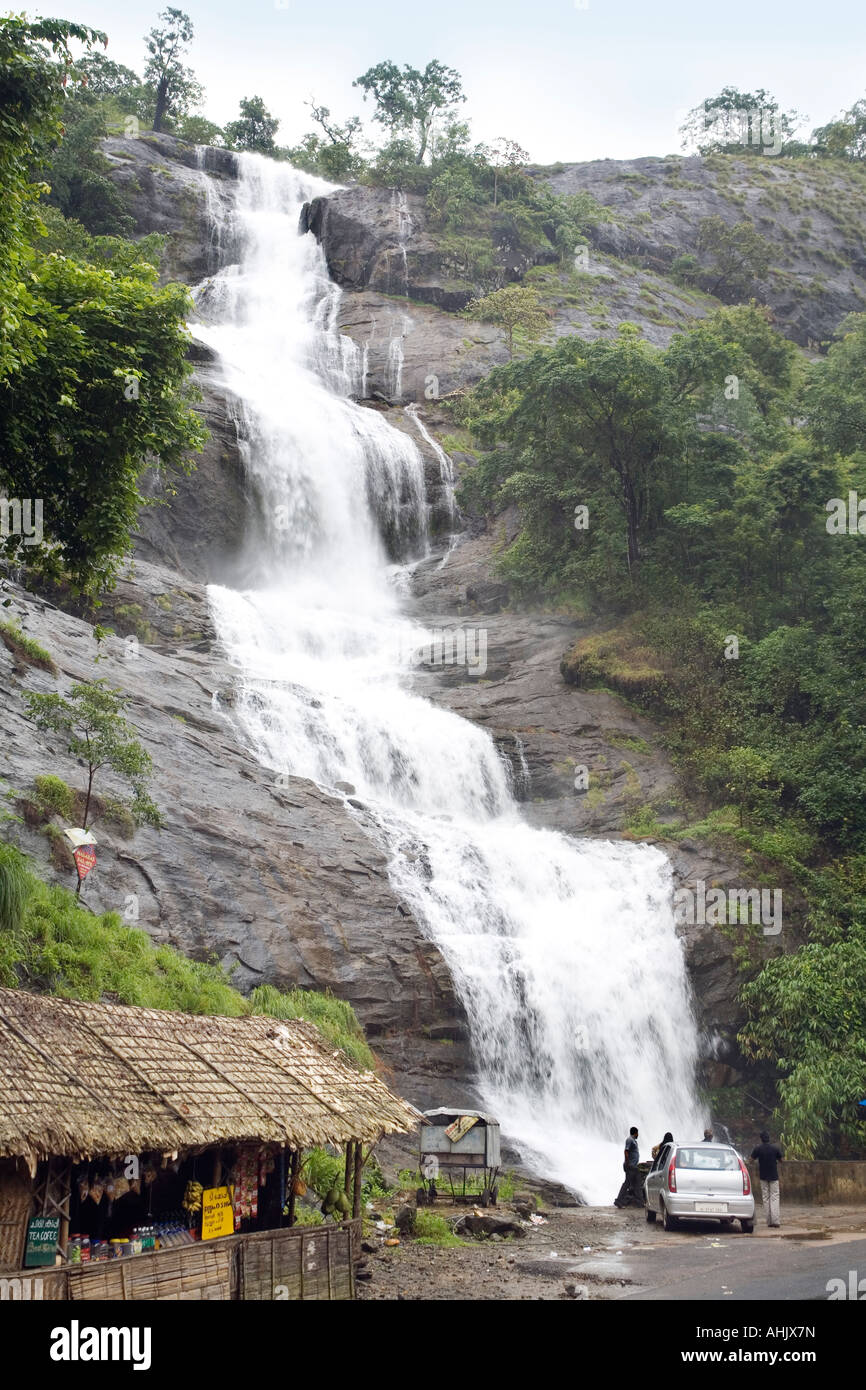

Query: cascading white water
197,153,707,1202
405,403,457,530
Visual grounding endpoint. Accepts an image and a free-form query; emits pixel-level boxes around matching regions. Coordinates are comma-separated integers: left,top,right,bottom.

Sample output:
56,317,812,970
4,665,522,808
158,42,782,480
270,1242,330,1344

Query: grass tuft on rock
560,623,671,710
34,774,75,821
0,620,57,674
250,982,376,1070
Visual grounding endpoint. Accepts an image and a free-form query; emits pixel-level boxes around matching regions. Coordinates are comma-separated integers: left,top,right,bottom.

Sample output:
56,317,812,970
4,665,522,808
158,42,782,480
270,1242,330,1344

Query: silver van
643,1141,755,1233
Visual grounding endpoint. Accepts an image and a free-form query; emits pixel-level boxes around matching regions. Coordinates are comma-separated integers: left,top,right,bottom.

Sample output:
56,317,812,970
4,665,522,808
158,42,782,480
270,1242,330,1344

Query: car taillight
668,1155,677,1193
739,1157,751,1195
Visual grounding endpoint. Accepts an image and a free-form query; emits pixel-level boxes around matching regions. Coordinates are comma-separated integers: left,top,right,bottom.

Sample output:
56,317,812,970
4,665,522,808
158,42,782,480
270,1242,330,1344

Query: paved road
612,1223,866,1301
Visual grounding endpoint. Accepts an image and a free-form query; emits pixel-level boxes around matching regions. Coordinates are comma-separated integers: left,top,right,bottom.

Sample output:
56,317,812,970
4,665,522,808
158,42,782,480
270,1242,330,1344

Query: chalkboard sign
24,1215,61,1267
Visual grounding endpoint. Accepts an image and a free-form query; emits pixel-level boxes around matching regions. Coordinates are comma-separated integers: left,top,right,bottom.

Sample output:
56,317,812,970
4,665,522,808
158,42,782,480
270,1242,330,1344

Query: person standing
651,1131,674,1166
751,1131,784,1228
614,1127,642,1207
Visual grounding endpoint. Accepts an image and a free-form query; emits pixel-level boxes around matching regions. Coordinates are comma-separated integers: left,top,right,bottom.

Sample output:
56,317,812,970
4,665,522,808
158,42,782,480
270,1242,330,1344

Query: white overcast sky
53,0,866,162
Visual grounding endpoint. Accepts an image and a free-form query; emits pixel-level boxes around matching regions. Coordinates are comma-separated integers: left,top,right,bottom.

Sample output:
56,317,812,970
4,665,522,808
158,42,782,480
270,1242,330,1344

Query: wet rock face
0,569,465,1071
102,132,238,283
301,187,511,398
135,354,250,585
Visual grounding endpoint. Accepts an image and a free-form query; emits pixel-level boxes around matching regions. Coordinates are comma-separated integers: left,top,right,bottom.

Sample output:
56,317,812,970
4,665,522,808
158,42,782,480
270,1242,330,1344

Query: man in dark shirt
614,1127,642,1207
751,1130,783,1228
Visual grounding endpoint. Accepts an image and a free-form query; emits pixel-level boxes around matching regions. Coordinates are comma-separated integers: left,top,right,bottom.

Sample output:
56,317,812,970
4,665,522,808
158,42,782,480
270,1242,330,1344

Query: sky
53,0,866,162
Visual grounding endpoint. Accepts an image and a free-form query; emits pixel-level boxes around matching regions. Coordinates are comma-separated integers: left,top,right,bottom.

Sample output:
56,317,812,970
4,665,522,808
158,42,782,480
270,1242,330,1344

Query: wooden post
36,1157,72,1262
287,1150,299,1227
343,1140,354,1197
352,1139,363,1220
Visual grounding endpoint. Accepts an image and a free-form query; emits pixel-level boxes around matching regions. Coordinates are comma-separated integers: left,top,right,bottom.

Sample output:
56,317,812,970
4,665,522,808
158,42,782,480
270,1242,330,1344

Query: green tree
0,250,206,593
225,95,279,154
460,307,799,589
740,905,866,1156
466,284,548,361
483,137,529,207
680,86,803,156
287,101,366,178
25,682,160,832
694,216,772,302
427,166,485,228
806,313,866,457
143,7,201,133
175,113,225,146
354,59,465,164
722,745,780,825
75,52,141,101
0,15,105,382
812,98,866,160
42,95,134,235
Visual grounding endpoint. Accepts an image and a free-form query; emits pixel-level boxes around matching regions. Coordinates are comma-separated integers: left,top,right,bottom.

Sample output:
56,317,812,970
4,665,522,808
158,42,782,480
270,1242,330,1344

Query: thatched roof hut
0,988,418,1165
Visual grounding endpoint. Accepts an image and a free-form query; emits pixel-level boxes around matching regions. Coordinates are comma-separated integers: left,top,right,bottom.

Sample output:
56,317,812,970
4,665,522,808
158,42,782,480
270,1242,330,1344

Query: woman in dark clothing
651,1132,674,1168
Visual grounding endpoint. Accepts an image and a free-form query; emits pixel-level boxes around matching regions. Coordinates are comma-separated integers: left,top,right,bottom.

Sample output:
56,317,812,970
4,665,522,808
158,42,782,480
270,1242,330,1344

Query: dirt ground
355,1200,866,1301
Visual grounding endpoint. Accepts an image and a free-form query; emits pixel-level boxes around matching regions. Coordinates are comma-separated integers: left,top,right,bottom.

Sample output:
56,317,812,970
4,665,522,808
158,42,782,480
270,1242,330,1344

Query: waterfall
385,317,409,401
405,403,458,530
197,153,707,1203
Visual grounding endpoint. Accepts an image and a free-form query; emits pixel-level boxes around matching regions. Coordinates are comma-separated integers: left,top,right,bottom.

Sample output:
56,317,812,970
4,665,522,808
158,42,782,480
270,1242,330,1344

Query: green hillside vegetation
0,842,375,1070
456,303,866,1156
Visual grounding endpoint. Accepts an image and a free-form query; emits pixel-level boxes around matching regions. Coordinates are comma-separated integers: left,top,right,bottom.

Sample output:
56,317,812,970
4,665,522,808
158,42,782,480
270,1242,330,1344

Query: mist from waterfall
196,152,706,1202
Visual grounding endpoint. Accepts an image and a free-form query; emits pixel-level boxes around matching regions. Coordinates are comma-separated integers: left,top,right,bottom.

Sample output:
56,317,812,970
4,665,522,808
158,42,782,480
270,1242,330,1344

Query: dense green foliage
813,98,866,161
0,16,206,595
283,103,364,180
458,305,866,1154
0,16,104,378
0,843,28,934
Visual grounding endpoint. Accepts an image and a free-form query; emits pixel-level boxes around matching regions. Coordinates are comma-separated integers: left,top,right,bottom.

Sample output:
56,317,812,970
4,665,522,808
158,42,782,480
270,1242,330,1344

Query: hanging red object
73,844,97,880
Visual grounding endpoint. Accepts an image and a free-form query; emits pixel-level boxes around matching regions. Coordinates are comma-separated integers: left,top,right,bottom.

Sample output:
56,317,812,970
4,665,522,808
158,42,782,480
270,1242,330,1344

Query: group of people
613,1124,784,1228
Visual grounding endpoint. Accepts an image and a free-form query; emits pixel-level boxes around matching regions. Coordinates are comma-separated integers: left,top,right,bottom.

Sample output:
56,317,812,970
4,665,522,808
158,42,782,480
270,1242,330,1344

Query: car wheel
662,1201,678,1231
740,1218,754,1234
645,1206,656,1223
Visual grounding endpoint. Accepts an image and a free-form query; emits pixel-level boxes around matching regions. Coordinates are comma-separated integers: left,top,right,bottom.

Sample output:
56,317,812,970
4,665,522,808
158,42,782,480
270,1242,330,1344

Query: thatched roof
0,988,418,1164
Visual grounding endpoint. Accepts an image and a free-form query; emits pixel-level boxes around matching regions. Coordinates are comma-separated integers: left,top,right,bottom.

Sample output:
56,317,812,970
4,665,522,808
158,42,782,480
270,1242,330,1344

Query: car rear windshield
675,1148,740,1171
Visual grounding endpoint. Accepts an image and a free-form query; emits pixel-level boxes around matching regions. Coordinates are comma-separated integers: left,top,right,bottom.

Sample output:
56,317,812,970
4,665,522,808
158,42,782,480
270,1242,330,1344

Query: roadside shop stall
0,988,417,1300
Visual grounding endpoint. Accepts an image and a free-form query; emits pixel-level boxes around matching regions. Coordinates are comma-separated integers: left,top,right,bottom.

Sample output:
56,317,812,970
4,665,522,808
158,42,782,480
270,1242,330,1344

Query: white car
643,1141,755,1233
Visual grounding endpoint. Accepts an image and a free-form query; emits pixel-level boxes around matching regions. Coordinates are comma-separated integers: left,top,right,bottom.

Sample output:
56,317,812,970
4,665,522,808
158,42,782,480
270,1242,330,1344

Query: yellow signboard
201,1186,234,1241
